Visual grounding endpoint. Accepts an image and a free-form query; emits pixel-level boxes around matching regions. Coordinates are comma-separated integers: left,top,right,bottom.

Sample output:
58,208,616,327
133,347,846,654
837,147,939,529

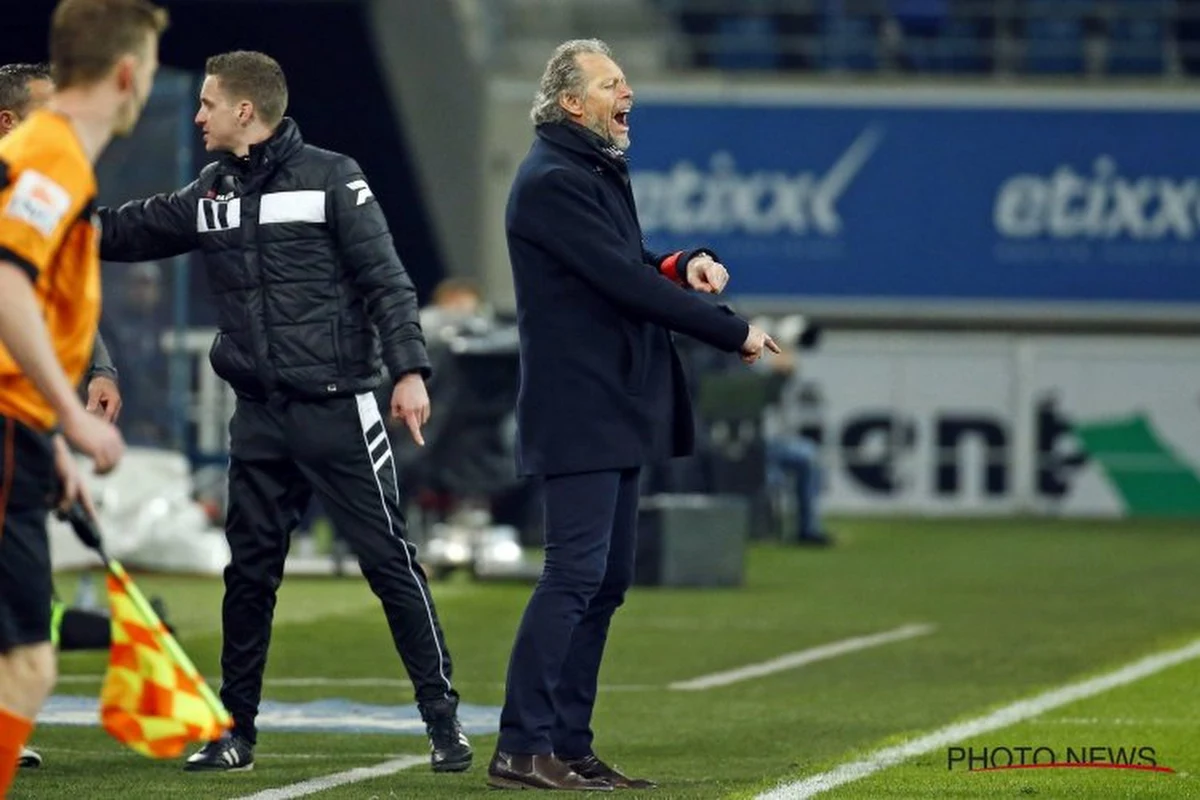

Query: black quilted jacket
99,118,429,400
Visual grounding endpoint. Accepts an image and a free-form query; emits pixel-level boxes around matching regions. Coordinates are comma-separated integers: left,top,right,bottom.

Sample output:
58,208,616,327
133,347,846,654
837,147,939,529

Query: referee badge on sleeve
4,170,71,236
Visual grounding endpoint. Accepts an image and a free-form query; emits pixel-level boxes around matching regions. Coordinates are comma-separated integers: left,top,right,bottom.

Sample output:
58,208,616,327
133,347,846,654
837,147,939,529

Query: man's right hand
61,406,125,475
740,324,781,365
390,372,432,447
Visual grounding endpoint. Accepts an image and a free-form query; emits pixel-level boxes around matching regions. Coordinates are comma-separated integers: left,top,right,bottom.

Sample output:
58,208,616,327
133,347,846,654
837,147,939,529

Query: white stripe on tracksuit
354,392,452,694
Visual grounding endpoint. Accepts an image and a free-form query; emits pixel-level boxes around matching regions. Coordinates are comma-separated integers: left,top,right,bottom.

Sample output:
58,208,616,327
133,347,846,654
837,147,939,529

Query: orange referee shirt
0,109,101,433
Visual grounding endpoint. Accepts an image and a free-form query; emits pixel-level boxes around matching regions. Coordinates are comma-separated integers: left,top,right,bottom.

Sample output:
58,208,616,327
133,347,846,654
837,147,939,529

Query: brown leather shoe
487,750,613,791
562,754,657,790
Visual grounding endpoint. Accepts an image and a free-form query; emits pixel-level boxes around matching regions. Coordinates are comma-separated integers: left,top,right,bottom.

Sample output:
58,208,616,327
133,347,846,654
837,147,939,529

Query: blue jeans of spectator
765,435,822,540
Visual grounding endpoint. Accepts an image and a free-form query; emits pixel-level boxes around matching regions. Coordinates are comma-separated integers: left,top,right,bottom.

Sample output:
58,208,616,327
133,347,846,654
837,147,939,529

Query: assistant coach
96,50,471,775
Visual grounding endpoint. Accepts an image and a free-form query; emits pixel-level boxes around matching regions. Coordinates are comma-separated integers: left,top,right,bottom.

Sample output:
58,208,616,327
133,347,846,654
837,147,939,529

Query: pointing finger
405,413,425,447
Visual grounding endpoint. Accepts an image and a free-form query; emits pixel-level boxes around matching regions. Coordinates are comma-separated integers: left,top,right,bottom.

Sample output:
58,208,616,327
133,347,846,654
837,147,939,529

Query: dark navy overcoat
506,123,749,476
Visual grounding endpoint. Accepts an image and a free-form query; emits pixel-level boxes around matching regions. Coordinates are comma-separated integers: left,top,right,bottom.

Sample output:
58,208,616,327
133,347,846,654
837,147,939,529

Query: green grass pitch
14,516,1200,799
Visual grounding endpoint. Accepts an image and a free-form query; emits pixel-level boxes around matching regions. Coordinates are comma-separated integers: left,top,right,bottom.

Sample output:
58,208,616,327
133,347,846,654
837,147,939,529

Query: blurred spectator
402,278,532,539
300,277,531,554
420,276,490,335
101,261,172,447
663,318,833,546
759,345,834,547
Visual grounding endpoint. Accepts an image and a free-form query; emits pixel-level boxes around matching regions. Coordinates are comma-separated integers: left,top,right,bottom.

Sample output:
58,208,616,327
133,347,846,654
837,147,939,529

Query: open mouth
613,110,630,129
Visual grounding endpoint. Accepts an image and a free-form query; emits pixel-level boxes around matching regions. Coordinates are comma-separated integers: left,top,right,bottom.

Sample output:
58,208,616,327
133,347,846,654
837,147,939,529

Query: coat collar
536,122,629,176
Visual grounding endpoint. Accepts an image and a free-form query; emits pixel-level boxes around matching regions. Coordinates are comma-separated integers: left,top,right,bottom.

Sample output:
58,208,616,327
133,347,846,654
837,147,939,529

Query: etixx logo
632,127,883,238
994,156,1200,241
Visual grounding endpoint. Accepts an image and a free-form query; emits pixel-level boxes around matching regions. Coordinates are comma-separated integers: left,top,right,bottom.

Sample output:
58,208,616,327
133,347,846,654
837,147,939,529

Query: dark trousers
498,467,641,756
0,416,54,653
221,393,456,743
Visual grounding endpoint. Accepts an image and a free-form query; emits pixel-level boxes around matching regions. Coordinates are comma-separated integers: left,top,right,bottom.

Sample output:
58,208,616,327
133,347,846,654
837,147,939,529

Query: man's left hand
85,376,122,423
390,372,431,446
685,254,729,294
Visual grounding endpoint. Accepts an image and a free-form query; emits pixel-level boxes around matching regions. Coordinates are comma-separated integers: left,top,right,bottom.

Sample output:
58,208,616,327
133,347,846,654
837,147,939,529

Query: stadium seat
1022,0,1087,74
942,7,993,74
1107,0,1167,75
821,0,880,71
890,0,950,72
711,14,783,70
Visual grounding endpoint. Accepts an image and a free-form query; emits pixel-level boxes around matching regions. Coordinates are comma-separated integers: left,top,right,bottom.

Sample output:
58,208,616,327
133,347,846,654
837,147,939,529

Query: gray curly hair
530,39,612,125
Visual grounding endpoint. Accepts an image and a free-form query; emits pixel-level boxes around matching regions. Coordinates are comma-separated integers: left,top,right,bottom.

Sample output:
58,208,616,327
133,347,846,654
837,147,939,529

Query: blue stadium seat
822,0,879,71
1022,0,1087,74
888,0,995,74
1107,1,1167,75
891,0,949,72
942,16,990,73
712,14,782,71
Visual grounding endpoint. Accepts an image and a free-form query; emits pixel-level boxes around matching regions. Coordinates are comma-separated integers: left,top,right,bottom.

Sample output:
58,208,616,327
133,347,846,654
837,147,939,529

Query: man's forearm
0,263,87,423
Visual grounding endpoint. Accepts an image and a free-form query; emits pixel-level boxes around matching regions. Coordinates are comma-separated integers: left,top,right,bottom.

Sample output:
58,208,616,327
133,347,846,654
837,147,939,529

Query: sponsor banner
781,332,1200,516
629,90,1200,312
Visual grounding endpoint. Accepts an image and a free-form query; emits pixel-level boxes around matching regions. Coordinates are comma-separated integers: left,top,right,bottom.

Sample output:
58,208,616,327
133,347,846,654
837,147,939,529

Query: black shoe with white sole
419,696,473,772
18,746,42,768
183,732,255,772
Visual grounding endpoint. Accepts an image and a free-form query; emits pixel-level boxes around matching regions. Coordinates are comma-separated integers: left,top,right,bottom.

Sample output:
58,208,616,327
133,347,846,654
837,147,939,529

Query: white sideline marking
231,755,426,800
1032,717,1200,727
65,622,935,698
55,675,659,692
33,746,405,760
756,636,1200,799
670,624,935,691
57,675,419,688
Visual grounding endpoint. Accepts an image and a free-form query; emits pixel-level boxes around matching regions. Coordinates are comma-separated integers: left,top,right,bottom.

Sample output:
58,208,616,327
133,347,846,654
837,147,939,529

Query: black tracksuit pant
220,392,456,743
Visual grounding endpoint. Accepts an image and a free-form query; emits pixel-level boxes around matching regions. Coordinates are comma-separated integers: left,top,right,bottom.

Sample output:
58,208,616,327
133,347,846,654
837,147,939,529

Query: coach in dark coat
487,39,778,792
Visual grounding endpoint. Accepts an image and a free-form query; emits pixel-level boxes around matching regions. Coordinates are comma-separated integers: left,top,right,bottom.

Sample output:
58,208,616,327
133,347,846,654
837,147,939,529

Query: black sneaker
183,732,255,772
18,746,42,768
419,696,473,772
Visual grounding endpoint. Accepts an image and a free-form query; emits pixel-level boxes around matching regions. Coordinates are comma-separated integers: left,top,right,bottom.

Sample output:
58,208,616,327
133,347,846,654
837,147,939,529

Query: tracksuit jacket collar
223,116,305,175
